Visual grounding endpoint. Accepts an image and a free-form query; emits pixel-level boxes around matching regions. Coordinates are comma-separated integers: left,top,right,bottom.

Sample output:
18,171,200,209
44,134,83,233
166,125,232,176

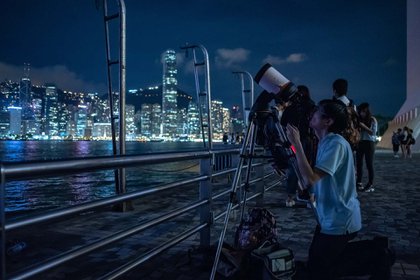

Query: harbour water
1,141,230,215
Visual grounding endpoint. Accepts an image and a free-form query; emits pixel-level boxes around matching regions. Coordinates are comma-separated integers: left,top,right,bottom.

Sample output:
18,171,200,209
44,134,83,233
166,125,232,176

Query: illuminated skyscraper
8,106,22,135
76,104,88,138
45,84,59,137
222,107,231,133
211,100,224,139
20,63,35,135
162,49,178,138
231,105,245,134
187,102,201,139
126,104,136,138
140,103,161,137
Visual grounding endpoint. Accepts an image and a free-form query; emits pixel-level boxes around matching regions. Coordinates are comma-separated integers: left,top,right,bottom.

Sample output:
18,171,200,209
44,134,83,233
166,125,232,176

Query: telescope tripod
210,109,319,280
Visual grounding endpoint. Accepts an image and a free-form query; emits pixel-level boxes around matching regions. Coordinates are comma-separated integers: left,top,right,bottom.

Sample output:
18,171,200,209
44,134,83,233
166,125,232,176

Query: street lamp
232,71,254,126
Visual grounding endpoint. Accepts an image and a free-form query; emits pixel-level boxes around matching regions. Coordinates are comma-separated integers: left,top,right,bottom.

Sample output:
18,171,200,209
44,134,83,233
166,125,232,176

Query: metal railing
0,147,280,279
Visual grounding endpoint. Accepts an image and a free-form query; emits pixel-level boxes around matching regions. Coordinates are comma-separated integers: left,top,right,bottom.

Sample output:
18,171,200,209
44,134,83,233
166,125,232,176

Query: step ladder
180,43,213,150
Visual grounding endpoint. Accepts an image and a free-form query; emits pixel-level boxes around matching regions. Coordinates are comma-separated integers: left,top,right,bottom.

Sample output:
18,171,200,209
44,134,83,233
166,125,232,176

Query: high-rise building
211,100,224,140
177,107,188,136
20,64,35,135
231,105,245,134
140,103,161,137
76,104,88,138
187,102,201,139
29,98,43,136
0,111,9,136
222,107,231,133
162,49,178,138
57,102,70,137
45,84,59,137
8,106,22,135
150,104,161,136
126,104,136,139
0,80,19,112
19,64,33,117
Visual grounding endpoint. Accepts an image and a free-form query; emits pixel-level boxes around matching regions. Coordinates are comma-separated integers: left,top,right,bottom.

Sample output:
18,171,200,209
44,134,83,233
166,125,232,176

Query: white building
378,0,419,151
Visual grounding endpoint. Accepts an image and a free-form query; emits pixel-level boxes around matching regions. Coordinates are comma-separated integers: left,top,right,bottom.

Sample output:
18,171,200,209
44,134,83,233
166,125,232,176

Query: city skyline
0,75,242,141
0,0,407,117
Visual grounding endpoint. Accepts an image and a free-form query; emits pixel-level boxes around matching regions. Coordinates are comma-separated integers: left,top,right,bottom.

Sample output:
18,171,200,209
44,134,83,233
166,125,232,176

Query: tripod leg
210,121,255,280
239,121,258,222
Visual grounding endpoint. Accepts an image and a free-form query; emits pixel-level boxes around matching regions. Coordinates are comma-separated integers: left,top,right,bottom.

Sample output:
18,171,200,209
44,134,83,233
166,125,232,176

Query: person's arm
286,124,327,187
359,122,373,135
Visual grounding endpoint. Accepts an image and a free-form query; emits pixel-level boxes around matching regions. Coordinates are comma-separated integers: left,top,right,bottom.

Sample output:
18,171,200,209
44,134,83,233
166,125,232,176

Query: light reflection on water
0,141,216,214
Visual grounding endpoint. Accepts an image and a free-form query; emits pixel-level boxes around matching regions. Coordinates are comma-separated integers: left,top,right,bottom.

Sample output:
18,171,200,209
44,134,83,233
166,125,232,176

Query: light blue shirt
360,117,378,142
314,133,362,235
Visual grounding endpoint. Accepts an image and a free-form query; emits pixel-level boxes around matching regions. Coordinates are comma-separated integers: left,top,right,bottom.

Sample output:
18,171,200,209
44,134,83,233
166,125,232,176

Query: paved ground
4,150,420,279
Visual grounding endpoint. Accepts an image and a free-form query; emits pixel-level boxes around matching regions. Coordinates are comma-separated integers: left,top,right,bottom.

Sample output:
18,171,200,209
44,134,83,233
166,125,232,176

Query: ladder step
108,60,119,66
199,92,207,96
105,13,119,22
194,62,205,66
243,89,251,93
202,124,209,128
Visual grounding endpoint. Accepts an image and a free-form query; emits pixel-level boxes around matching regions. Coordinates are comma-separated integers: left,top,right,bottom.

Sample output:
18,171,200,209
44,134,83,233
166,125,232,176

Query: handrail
100,223,208,280
1,150,211,180
1,147,277,279
5,175,208,231
5,161,263,231
9,198,209,280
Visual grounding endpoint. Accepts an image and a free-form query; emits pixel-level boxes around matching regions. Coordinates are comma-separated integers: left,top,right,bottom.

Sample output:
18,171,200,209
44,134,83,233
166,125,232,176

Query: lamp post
232,71,254,126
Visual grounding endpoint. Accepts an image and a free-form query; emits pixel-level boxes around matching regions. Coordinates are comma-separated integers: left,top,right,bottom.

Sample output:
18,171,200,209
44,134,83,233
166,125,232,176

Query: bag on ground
234,207,278,250
249,240,296,280
336,235,396,280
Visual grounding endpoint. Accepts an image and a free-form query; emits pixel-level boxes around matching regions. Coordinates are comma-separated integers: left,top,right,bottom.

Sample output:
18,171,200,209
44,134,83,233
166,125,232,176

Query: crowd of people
392,126,416,158
282,78,382,209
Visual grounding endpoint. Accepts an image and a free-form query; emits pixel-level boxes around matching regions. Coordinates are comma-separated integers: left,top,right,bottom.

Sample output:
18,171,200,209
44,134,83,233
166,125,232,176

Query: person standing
332,79,352,106
286,99,362,279
355,103,377,192
406,128,415,158
401,126,410,158
391,128,402,158
280,85,316,207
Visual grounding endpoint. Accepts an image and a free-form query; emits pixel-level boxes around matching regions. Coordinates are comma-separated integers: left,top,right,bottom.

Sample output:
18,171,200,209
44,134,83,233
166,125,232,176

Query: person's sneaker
286,198,295,207
364,184,375,192
356,182,364,191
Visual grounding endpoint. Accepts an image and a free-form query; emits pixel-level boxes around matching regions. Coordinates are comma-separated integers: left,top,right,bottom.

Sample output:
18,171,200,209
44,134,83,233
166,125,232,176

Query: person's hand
286,124,300,147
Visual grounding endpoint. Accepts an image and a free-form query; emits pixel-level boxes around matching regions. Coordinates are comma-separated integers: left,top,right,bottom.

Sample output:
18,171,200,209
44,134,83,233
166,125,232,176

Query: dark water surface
1,141,225,214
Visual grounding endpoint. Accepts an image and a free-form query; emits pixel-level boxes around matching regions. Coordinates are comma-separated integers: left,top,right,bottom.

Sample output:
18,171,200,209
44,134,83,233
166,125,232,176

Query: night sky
0,0,407,117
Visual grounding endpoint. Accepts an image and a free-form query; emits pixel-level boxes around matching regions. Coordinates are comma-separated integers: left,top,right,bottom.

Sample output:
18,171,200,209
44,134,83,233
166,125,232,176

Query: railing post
229,152,240,184
199,155,212,247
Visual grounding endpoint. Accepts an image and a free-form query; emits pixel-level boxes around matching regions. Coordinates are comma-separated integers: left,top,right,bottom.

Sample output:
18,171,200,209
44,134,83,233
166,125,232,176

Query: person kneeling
286,99,362,280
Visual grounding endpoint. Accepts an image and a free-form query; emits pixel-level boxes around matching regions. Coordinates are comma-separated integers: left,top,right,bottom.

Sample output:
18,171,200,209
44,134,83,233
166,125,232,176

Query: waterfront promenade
5,150,420,279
